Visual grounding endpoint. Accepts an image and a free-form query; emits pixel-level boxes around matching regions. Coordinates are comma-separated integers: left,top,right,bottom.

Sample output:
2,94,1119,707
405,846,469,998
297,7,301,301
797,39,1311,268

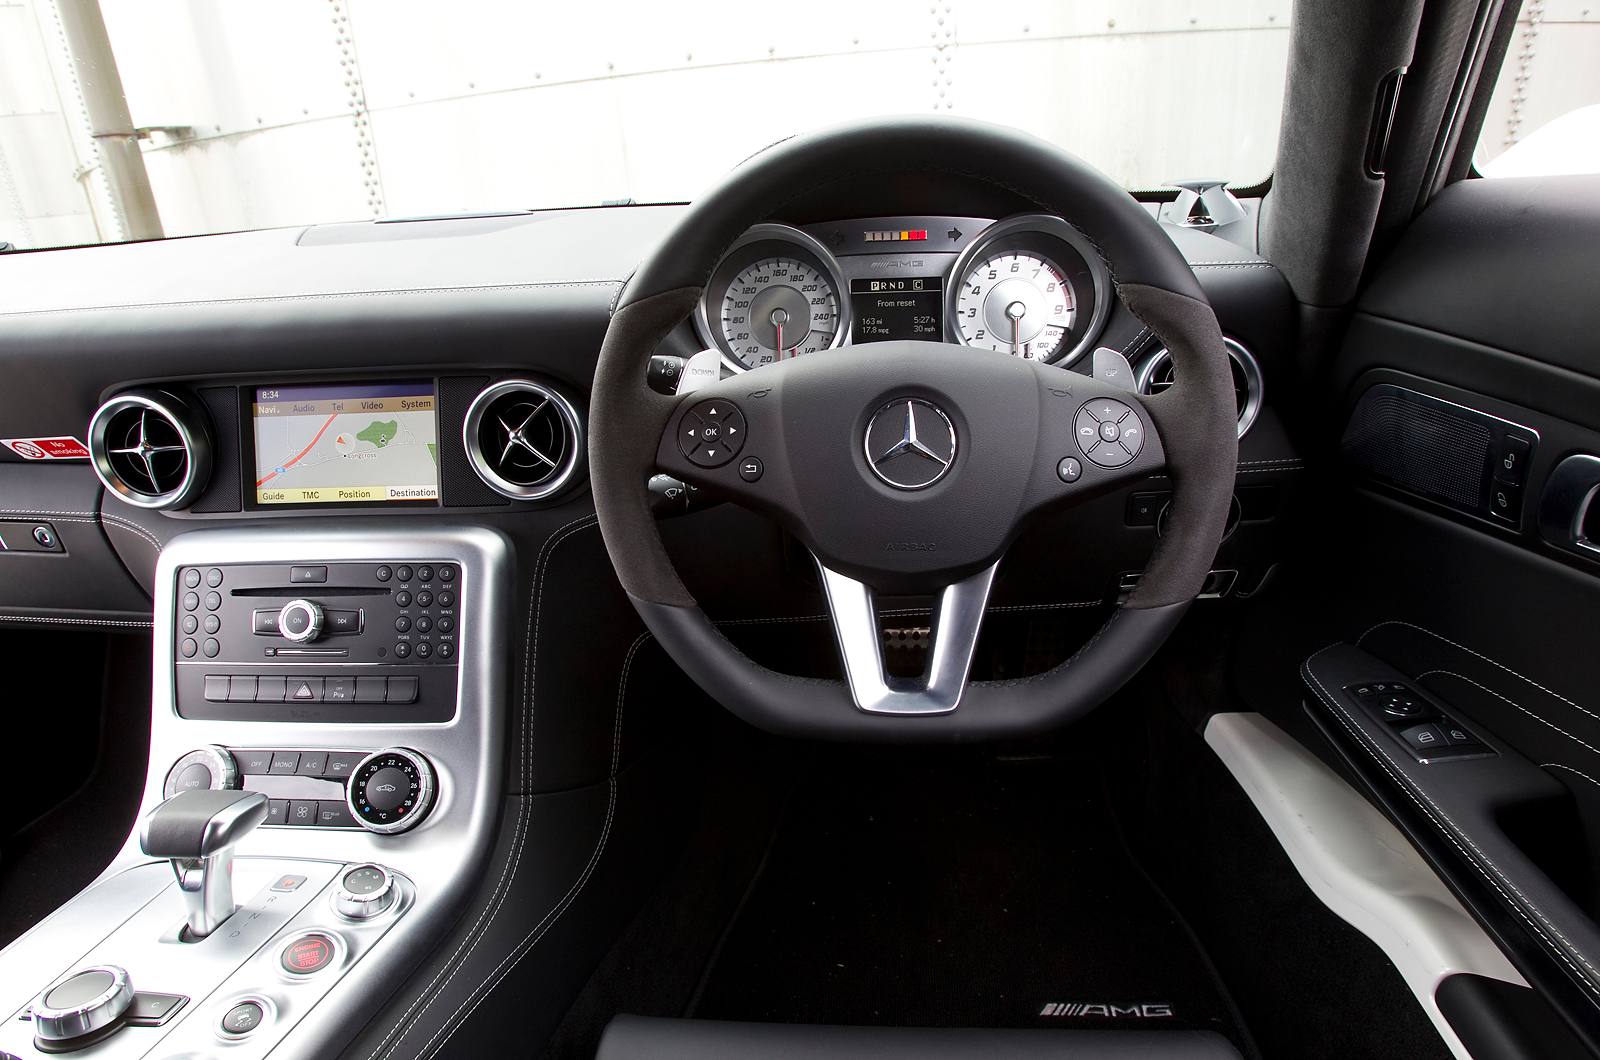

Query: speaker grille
1342,385,1491,509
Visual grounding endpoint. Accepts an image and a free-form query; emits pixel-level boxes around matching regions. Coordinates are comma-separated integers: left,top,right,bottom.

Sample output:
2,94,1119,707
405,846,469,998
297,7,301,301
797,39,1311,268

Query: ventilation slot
89,390,212,510
1135,337,1263,438
463,380,585,501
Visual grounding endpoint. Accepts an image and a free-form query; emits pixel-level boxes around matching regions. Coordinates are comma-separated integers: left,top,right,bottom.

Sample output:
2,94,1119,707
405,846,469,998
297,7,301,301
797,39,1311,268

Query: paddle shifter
139,789,269,939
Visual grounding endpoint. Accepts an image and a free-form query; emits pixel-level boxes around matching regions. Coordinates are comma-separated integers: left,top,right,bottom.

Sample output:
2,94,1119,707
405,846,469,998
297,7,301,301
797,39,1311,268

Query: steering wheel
589,116,1238,743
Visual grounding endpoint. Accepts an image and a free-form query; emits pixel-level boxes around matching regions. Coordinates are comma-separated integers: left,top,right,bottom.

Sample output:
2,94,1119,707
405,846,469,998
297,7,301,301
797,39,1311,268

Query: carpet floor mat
688,746,1255,1055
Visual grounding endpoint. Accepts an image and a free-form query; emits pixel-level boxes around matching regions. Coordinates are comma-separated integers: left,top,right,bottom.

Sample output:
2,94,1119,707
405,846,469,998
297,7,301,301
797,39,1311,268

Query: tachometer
954,251,1075,359
718,257,840,368
946,214,1111,367
695,224,850,372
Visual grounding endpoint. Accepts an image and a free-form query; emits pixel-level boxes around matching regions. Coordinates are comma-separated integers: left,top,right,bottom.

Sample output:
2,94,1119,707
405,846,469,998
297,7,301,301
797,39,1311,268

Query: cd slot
230,586,393,597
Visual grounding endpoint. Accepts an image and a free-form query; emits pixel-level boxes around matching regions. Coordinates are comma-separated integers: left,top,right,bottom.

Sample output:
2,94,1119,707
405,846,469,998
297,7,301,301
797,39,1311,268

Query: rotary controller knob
347,748,436,834
31,965,134,1048
163,744,240,798
333,863,397,919
278,599,324,643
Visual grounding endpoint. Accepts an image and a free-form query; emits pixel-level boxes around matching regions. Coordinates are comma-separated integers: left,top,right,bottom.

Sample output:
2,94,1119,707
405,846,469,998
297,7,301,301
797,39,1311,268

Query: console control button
415,641,433,659
1400,724,1448,753
356,677,387,703
204,591,222,611
174,764,212,792
289,677,323,701
288,799,318,826
417,565,434,582
219,1000,265,1038
237,749,274,774
271,874,307,892
325,609,363,634
386,677,419,702
325,678,355,703
206,568,224,588
348,748,436,834
1497,435,1532,486
202,638,220,658
325,752,365,779
296,752,328,776
334,863,396,919
227,676,256,703
183,592,199,611
289,565,327,583
257,676,287,703
394,616,411,632
266,800,289,826
203,614,221,635
270,751,302,774
181,639,197,658
438,565,455,582
317,800,357,828
438,591,456,607
125,991,187,1027
394,641,411,658
395,591,412,607
279,933,338,976
204,675,230,702
437,641,454,659
375,565,392,582
416,616,432,633
182,614,198,635
416,591,433,607
184,569,201,589
395,565,413,582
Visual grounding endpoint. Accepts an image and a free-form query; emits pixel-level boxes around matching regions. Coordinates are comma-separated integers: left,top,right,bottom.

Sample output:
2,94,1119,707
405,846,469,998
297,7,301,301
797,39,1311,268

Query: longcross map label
252,382,439,505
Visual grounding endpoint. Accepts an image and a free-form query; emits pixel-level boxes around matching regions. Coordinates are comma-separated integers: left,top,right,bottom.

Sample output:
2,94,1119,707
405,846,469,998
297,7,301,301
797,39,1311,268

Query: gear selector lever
139,789,269,939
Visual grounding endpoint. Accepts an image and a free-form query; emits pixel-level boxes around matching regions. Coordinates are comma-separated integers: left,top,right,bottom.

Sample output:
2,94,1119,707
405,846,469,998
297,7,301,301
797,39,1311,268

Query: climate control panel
174,561,459,723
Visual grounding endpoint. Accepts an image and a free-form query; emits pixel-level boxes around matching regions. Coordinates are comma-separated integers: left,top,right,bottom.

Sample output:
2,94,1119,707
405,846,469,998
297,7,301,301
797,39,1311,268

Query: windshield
0,1,1292,249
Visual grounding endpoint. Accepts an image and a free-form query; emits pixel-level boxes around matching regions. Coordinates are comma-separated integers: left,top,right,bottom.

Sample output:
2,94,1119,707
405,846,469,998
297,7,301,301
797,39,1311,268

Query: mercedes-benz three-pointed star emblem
864,399,957,490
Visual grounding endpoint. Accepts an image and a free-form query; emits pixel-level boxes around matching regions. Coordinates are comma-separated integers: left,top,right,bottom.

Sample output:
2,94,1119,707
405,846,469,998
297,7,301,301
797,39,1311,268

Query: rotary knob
31,965,134,1048
162,745,240,799
278,599,324,643
333,864,396,919
347,748,436,835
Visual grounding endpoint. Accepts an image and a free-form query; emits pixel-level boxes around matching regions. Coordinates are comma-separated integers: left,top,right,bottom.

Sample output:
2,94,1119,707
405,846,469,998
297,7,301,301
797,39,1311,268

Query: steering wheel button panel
679,400,747,468
1076,399,1145,469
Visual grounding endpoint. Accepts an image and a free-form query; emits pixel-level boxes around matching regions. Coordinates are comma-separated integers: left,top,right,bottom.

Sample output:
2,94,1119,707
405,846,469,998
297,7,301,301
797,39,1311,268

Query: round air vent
463,379,585,501
1134,336,1263,438
88,390,213,509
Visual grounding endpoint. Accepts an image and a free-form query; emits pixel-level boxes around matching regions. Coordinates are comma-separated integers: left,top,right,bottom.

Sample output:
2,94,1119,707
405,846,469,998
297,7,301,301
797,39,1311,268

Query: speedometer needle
770,307,788,358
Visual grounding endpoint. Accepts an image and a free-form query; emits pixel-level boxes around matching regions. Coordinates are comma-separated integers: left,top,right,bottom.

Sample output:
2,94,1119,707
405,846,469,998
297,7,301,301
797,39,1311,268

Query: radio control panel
174,562,458,723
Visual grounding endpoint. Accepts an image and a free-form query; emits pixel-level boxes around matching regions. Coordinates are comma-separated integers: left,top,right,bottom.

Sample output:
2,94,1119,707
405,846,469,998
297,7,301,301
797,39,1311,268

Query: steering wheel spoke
818,560,997,716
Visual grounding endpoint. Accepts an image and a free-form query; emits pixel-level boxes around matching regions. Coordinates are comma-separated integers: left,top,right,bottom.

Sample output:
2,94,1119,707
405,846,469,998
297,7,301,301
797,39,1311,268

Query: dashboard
0,185,1301,1060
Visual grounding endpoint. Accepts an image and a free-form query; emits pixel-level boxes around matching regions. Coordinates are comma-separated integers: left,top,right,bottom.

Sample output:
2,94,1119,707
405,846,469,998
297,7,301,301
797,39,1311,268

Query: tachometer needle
1006,300,1026,357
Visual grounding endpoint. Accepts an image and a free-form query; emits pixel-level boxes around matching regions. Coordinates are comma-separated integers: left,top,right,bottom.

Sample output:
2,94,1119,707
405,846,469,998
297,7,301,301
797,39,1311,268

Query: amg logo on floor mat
1038,1002,1173,1018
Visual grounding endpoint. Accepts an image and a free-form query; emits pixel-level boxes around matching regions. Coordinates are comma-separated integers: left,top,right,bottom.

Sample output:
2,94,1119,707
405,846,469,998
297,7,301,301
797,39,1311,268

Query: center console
0,526,510,1060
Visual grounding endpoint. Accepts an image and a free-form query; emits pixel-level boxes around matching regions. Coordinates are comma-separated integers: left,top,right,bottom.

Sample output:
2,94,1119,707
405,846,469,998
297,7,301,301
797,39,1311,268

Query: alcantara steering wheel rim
587,115,1239,744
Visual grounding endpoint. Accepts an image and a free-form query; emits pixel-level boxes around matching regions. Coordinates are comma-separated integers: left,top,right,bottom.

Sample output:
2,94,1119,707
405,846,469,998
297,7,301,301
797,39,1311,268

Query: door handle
1538,454,1600,556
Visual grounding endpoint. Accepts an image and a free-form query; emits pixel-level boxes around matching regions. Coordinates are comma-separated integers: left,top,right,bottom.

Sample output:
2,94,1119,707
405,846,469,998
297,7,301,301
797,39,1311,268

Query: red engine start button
280,933,337,975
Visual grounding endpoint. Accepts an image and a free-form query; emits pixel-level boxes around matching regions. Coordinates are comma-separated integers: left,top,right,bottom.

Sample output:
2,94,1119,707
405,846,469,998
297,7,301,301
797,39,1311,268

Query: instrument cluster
692,213,1112,374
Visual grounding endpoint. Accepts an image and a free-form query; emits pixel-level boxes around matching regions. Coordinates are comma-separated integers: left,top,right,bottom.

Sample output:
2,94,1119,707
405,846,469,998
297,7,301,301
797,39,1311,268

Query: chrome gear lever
139,789,269,939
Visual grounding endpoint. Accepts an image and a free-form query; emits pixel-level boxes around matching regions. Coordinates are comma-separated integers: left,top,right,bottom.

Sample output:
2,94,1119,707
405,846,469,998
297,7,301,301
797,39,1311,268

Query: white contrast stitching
1304,648,1600,994
365,514,597,1060
0,509,98,517
1543,763,1600,790
99,514,163,552
0,614,153,628
1358,621,1600,725
422,629,641,1058
1418,670,1600,759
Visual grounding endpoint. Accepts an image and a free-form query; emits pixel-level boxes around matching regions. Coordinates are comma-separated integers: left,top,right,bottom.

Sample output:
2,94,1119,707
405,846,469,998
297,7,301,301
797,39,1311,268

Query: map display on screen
252,382,438,506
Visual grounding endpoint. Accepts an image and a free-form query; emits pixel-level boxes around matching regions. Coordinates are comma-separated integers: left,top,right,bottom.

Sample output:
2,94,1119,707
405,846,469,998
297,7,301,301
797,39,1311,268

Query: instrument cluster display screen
851,277,943,343
249,381,438,507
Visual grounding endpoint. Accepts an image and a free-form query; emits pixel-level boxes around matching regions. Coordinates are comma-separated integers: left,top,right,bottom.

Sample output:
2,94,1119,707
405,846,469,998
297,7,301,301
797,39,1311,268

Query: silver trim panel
818,560,997,716
462,379,585,501
1205,711,1524,1060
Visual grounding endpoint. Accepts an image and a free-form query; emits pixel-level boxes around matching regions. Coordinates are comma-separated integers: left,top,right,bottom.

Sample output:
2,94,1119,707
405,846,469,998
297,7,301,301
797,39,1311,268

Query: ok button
1099,420,1121,442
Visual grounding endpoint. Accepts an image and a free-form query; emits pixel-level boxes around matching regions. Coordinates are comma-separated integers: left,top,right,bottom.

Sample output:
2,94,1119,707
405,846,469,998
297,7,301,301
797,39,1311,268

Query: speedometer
954,251,1075,359
719,257,840,368
945,214,1111,367
695,224,851,372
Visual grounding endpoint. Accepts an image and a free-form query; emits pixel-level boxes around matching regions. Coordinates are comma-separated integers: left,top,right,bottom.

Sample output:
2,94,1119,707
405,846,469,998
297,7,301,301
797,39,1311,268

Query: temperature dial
278,599,324,643
347,748,436,834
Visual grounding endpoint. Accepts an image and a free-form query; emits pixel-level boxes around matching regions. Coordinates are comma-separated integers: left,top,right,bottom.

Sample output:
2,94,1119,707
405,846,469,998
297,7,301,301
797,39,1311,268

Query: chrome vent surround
1135,336,1264,438
88,390,213,509
462,379,585,501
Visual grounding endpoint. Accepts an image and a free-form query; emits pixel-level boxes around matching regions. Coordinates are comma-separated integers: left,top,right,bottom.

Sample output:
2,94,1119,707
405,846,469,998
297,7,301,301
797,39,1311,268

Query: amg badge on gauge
864,399,957,490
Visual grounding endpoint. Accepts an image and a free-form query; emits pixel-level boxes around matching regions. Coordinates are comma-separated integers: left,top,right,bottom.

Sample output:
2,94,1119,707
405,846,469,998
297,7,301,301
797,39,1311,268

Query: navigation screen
251,381,438,506
851,277,943,343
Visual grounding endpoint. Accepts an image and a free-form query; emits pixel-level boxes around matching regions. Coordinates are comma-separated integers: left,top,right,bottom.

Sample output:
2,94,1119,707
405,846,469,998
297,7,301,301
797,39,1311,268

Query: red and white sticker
2,436,92,460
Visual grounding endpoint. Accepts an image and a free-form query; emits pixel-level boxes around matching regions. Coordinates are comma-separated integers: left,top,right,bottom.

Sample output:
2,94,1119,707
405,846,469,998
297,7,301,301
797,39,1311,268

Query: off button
280,932,338,976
